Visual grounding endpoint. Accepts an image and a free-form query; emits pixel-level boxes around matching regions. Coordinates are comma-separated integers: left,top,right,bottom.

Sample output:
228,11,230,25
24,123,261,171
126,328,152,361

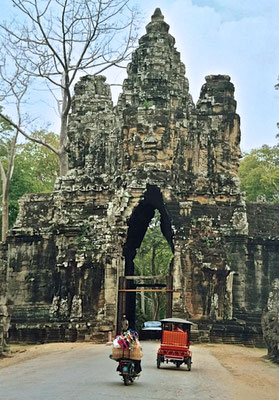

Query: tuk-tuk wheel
187,358,191,371
157,356,161,369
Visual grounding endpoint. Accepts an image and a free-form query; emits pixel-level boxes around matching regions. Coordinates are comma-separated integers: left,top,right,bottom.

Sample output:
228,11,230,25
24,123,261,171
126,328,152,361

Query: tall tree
0,57,32,241
4,131,60,228
0,0,138,175
0,107,14,240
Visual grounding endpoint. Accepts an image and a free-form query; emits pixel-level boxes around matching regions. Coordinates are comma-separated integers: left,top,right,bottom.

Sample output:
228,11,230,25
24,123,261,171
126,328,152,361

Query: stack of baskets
111,329,143,360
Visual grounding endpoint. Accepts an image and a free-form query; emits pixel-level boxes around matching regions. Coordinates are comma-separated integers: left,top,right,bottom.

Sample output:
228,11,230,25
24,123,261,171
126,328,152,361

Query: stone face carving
0,9,279,348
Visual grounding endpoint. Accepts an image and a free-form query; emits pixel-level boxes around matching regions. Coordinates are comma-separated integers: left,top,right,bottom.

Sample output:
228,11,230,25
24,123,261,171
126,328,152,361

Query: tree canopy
239,144,279,202
0,130,59,228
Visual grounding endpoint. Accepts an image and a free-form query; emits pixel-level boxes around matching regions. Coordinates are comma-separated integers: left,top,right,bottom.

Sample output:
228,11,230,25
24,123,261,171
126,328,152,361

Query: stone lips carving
0,8,279,349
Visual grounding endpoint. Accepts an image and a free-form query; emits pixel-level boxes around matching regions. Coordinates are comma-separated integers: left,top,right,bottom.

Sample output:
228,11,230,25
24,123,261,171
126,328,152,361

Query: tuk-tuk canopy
160,318,193,325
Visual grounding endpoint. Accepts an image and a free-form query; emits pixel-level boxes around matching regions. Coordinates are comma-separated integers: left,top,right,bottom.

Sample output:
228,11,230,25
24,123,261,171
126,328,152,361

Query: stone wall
1,8,279,345
262,279,279,361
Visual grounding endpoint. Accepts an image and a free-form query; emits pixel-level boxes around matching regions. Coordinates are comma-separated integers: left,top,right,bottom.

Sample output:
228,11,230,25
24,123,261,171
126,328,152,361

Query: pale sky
1,0,279,152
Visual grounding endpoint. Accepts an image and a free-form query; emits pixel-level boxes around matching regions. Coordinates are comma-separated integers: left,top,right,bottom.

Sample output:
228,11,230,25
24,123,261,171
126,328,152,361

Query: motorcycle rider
117,315,142,375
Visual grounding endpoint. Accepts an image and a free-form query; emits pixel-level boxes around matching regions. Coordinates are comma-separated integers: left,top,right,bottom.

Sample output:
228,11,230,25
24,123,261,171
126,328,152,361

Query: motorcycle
109,329,142,385
114,357,139,385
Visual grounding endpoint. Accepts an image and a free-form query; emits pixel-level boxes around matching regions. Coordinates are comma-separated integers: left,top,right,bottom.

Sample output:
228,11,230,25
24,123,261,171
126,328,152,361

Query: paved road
0,341,241,400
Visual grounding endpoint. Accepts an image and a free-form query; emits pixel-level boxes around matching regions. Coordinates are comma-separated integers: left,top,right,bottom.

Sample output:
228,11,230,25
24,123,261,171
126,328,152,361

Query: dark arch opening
122,184,174,329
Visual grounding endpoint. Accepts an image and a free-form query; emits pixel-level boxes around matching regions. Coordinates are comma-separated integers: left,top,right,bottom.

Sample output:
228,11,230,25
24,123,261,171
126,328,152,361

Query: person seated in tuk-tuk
164,323,172,331
173,323,183,332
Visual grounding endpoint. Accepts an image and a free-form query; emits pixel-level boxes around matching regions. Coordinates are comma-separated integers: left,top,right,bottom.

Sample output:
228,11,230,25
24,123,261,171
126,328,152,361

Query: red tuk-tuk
157,317,193,371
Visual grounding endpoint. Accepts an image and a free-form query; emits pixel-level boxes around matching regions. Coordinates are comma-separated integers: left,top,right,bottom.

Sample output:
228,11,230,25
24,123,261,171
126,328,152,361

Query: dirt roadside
200,343,279,400
0,342,90,369
1,342,279,399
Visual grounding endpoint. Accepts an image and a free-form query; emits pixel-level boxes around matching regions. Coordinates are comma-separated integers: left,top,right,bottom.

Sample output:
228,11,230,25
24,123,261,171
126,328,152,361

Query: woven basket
111,344,143,360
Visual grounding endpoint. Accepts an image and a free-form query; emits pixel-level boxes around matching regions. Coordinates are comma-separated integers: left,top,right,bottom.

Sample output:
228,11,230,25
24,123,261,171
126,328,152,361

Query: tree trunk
151,244,157,320
138,249,146,316
140,280,145,316
59,87,70,176
59,113,69,176
0,130,18,241
1,179,8,242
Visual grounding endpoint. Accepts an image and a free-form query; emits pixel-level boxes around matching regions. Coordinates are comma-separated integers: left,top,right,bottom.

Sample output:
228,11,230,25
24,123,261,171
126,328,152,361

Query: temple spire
152,8,164,21
146,8,169,33
119,7,192,112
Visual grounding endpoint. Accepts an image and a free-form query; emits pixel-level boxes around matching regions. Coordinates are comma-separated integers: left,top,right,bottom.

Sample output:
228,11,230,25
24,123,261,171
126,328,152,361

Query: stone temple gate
1,9,279,347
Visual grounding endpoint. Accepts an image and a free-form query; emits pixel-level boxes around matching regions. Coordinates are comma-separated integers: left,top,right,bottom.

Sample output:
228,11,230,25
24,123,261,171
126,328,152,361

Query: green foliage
0,130,59,227
0,107,14,172
239,145,279,202
16,131,59,191
134,210,173,323
0,106,13,138
134,211,173,276
0,107,15,229
75,222,97,254
143,100,150,110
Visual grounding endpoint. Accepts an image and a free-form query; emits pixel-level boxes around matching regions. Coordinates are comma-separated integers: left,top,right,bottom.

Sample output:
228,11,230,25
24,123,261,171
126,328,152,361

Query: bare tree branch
0,0,139,176
0,113,59,156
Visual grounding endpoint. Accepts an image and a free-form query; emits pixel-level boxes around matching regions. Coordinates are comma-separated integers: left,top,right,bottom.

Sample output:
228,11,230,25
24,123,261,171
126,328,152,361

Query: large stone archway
122,184,174,329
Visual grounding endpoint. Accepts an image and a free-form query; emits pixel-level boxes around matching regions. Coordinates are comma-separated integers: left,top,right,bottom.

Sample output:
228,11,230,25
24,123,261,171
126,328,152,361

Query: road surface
0,341,278,400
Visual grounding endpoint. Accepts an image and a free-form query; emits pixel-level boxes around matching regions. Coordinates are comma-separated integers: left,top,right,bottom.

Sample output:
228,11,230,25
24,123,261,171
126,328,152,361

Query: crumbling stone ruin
262,279,279,362
0,243,9,354
1,9,279,350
